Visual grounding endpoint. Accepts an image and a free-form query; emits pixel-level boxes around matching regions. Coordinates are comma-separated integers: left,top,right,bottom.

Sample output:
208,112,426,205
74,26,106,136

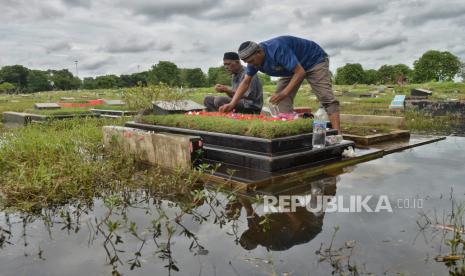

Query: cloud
352,35,407,51
318,1,385,21
191,41,209,53
319,34,361,50
46,41,73,53
295,0,385,24
79,56,115,70
120,0,219,20
200,0,257,20
0,0,464,77
100,38,173,53
403,1,465,25
61,0,91,8
318,31,406,53
2,0,65,21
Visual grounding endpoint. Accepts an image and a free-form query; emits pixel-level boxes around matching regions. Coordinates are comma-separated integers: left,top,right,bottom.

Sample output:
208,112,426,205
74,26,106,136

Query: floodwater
1,137,465,275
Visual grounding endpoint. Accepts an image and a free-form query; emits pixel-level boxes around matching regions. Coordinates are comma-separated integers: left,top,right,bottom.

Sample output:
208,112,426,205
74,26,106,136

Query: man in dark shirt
219,36,341,132
204,52,263,114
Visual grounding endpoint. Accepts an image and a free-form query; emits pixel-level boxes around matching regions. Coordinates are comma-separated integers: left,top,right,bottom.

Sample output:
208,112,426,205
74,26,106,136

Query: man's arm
219,75,253,112
215,84,235,97
269,63,306,104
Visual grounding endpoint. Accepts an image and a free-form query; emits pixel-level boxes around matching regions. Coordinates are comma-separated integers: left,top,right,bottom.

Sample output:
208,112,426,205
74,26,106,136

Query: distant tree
27,70,52,92
364,69,378,84
130,71,148,86
413,50,461,82
207,66,230,86
377,64,412,84
0,65,29,91
95,75,120,89
335,63,365,85
82,77,97,89
393,64,411,77
459,61,465,82
149,61,181,86
49,69,80,90
181,68,207,87
119,74,135,88
377,65,395,84
0,82,16,93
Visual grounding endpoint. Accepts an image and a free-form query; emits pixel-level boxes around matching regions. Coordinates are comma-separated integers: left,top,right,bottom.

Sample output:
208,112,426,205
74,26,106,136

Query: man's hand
215,84,228,93
219,103,235,113
269,92,288,105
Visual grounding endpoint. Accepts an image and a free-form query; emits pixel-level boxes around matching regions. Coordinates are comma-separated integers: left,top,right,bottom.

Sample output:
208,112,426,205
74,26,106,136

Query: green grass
0,118,129,211
137,114,313,139
0,118,205,212
2,81,465,134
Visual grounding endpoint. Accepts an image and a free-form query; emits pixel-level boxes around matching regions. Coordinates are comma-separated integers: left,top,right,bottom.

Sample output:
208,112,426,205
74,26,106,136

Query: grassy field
1,81,465,133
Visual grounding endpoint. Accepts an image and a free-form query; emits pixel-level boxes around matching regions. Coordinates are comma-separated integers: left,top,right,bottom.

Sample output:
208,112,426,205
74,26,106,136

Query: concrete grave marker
153,100,205,115
34,103,61,110
102,126,202,170
389,95,406,111
411,88,432,97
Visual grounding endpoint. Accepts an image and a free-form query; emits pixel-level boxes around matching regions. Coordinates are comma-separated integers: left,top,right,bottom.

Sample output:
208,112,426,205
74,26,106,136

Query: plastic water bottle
312,107,328,149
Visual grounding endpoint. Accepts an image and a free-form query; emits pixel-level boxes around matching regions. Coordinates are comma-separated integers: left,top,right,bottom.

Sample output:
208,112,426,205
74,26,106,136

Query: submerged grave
408,100,465,116
90,104,138,118
34,102,61,110
125,113,355,174
2,108,98,128
340,114,410,146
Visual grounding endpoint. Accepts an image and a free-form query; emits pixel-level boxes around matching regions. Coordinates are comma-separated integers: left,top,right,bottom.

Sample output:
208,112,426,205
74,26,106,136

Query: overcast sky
1,0,465,78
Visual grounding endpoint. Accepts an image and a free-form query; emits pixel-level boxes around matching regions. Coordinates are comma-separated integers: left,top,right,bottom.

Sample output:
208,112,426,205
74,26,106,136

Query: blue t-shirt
246,36,327,77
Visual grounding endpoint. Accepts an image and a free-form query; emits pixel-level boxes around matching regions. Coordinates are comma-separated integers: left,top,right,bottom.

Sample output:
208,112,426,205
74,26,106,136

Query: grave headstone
411,88,432,97
34,103,61,110
359,93,375,98
377,86,386,93
153,100,205,115
104,99,125,106
389,95,406,111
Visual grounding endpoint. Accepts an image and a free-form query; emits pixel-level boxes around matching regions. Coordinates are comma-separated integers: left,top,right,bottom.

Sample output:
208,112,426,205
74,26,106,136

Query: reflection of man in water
227,176,337,251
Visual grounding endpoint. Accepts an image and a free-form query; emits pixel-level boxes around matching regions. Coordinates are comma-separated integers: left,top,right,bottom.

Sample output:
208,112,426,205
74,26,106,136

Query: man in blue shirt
219,36,340,132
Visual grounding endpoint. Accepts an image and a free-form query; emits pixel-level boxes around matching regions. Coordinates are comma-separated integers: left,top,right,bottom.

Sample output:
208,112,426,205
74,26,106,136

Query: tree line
335,50,463,85
0,50,463,93
0,60,274,93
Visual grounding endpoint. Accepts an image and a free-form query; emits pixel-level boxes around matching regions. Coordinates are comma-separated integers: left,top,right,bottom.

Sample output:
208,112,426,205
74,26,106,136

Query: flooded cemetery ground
1,84,465,275
1,133,465,275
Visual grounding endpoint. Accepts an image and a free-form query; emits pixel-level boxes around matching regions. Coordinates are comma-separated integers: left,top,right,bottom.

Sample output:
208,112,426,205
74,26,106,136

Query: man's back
247,35,327,77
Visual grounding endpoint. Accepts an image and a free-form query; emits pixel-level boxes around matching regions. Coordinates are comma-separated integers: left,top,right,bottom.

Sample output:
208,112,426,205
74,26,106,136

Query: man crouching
204,52,263,114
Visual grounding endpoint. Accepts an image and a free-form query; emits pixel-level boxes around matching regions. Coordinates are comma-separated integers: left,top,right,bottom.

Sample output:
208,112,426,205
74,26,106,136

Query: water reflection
233,176,338,251
2,137,465,275
0,173,343,275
